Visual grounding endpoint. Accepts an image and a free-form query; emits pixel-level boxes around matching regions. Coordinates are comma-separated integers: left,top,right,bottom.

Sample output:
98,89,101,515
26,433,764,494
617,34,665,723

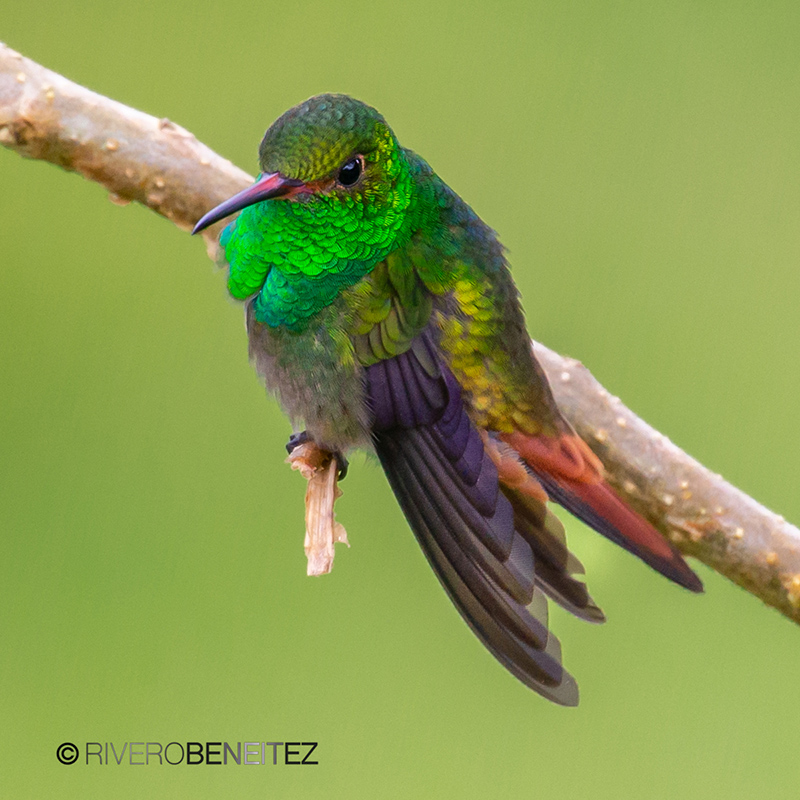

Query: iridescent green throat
221,145,419,332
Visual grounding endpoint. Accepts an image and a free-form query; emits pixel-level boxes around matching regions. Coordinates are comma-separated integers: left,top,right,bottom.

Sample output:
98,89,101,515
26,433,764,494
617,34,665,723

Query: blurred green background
2,2,800,797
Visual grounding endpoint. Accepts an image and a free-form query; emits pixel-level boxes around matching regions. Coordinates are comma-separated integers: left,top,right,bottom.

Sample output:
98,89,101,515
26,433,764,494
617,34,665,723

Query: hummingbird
193,94,702,704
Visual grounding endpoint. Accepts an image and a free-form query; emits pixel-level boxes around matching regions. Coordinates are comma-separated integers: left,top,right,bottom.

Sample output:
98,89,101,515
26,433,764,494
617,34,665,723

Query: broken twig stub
286,441,349,576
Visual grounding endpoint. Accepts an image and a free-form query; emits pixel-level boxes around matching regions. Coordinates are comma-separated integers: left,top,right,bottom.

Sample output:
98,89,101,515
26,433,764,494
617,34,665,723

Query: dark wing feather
367,335,598,702
501,486,604,621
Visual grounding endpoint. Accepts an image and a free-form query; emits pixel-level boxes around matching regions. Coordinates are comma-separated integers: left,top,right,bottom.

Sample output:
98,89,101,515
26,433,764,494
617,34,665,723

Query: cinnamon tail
502,432,703,593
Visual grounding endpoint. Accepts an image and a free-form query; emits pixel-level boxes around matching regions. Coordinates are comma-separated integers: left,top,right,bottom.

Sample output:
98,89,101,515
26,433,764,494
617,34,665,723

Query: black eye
337,156,362,187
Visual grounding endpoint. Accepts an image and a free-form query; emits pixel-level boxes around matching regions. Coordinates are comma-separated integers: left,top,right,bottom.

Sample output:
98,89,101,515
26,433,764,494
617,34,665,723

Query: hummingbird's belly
244,300,372,452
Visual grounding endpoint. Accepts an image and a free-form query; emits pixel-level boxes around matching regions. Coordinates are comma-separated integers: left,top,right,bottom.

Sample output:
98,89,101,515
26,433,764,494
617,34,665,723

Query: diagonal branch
3,42,799,623
533,344,800,621
0,42,249,250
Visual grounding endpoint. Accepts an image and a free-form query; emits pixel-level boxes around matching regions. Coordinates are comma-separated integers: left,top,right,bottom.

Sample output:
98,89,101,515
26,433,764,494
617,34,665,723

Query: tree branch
3,42,799,623
0,42,249,253
534,344,800,621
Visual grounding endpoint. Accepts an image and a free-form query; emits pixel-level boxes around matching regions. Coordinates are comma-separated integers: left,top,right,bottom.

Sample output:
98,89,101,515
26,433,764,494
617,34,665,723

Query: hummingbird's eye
337,156,363,187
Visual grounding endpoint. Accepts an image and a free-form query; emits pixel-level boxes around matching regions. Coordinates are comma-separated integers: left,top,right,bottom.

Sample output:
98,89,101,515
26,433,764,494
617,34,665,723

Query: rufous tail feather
501,431,703,592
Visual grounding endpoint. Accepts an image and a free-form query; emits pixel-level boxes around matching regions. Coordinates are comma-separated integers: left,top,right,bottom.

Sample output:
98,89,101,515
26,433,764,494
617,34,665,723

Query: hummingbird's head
257,93,400,192
193,95,420,326
193,93,414,244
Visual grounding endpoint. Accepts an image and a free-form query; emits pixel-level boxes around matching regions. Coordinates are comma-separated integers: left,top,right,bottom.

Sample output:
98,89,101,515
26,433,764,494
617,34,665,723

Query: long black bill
191,172,304,234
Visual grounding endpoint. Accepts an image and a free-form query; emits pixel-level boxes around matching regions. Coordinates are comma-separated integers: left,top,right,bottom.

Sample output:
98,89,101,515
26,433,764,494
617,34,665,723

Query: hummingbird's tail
501,431,703,593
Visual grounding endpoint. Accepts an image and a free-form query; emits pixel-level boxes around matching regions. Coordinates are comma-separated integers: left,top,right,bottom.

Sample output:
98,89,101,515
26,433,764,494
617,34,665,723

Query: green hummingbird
193,94,701,704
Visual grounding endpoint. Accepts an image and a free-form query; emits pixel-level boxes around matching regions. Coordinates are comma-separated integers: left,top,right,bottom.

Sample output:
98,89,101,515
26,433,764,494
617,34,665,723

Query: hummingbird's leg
286,430,349,480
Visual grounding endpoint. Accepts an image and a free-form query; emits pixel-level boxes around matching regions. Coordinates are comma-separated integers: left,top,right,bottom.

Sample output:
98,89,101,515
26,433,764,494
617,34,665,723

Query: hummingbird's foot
286,429,312,454
334,453,349,481
286,430,348,480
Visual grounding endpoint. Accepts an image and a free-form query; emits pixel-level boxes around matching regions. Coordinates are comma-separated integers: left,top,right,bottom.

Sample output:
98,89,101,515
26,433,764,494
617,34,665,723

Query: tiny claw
335,453,349,481
286,430,311,455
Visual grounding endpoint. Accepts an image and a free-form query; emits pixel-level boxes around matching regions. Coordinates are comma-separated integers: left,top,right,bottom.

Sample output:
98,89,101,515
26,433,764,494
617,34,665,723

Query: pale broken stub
286,442,349,576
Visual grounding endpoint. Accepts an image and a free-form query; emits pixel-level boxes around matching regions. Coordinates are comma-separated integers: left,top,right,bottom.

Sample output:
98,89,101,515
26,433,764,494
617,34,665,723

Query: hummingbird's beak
191,172,305,234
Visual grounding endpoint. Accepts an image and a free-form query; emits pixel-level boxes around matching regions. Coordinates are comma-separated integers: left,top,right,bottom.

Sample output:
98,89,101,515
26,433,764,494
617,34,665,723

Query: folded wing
367,335,603,703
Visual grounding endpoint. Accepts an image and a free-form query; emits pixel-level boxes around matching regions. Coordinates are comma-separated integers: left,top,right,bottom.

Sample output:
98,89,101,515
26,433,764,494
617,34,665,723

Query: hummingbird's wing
350,237,700,700
402,222,704,595
367,334,601,703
